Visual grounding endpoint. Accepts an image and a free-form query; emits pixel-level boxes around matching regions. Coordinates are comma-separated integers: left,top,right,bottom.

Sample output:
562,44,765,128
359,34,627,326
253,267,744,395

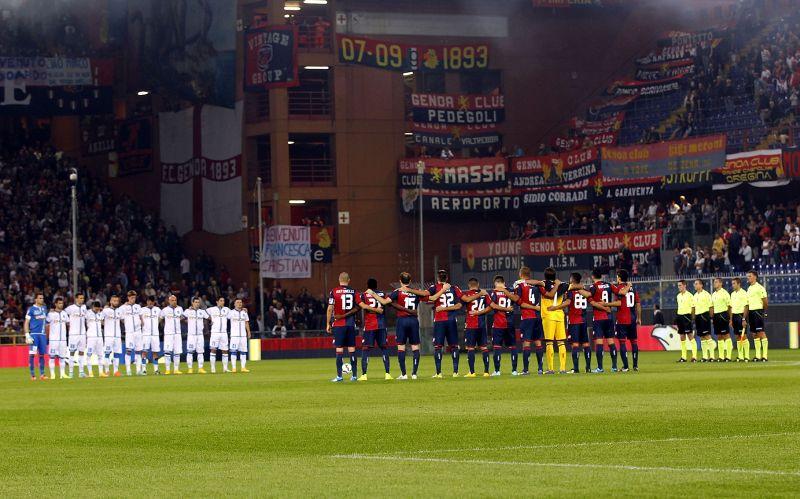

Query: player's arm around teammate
462,279,493,377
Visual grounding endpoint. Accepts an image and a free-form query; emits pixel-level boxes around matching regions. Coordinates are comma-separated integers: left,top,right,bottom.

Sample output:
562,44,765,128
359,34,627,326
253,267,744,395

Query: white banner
0,56,93,86
261,225,311,278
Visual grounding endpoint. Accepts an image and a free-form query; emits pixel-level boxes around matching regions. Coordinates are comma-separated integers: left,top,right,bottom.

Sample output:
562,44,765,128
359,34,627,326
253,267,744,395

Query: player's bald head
338,272,350,284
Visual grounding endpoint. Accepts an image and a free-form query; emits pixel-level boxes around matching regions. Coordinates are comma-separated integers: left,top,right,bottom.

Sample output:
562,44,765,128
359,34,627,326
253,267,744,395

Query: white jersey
227,308,249,337
183,308,208,335
141,306,161,336
47,310,69,341
207,306,230,333
102,307,123,338
119,303,143,334
64,303,87,336
86,309,104,338
160,306,184,335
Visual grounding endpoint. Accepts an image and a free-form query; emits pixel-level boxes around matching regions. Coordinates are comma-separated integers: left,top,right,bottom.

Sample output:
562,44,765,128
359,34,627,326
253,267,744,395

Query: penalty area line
330,454,800,477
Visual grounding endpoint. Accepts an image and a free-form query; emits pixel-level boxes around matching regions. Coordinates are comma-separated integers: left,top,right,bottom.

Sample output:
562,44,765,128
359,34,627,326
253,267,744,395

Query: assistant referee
675,280,697,362
743,270,769,362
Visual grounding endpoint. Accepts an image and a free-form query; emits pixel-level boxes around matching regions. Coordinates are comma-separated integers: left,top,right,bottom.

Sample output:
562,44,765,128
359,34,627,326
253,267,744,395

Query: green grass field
2,351,799,497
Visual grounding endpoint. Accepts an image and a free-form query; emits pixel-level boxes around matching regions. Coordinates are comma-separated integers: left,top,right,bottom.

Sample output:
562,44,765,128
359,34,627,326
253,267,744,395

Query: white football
342,363,352,375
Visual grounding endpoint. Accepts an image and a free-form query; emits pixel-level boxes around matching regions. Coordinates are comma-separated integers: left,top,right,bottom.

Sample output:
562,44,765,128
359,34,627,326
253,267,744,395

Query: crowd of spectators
0,145,325,337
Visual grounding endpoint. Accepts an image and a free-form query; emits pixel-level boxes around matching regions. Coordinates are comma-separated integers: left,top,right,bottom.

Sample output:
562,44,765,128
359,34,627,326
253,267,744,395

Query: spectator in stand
272,319,288,338
653,306,664,326
440,147,454,160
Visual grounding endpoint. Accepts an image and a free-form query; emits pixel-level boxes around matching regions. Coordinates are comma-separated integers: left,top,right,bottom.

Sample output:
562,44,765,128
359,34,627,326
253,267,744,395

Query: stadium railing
289,158,335,186
288,89,332,118
245,91,270,123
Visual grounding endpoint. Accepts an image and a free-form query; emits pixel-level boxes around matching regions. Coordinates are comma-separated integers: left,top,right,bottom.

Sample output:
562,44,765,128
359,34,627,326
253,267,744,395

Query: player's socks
743,338,750,359
609,343,618,369
493,347,501,372
222,353,229,371
230,352,238,371
736,339,744,360
164,354,171,372
197,355,204,370
78,354,85,375
761,337,768,359
114,354,122,373
557,341,566,372
433,346,442,375
412,350,420,375
680,338,688,360
381,349,390,374
171,354,180,372
689,337,697,360
29,355,35,377
67,354,74,377
754,338,762,360
545,342,554,372
631,340,639,369
718,338,726,360
510,346,518,372
482,350,490,373
335,353,343,377
59,358,66,378
595,344,604,370
124,352,132,375
350,353,357,377
451,347,460,373
210,352,217,373
134,354,142,374
187,353,194,371
583,346,592,370
398,350,407,375
619,341,629,370
709,339,716,360
571,346,580,372
49,357,56,379
523,346,531,372
361,348,370,375
38,354,45,376
725,338,733,360
467,350,476,374
535,345,544,371
240,355,247,370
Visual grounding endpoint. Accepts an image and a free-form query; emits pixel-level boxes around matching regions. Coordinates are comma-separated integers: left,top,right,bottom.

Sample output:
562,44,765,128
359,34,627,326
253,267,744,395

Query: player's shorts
86,336,104,357
732,313,745,335
568,323,589,344
748,310,765,333
615,323,637,340
520,318,544,342
433,320,459,347
187,333,205,353
125,331,143,351
713,313,730,336
209,332,229,350
492,327,515,347
592,319,614,340
47,338,66,358
230,335,248,353
544,320,566,341
68,334,86,352
163,332,183,355
362,329,387,348
465,327,488,348
104,337,123,355
143,334,161,353
28,334,47,355
395,317,420,345
676,314,693,335
332,325,356,348
695,312,711,336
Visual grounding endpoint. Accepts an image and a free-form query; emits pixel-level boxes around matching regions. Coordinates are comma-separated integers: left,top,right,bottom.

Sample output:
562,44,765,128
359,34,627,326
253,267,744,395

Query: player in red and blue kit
359,278,393,380
327,272,362,382
461,278,492,377
513,266,544,375
587,268,622,373
389,272,426,380
488,275,517,376
612,269,639,372
427,269,463,378
561,273,592,373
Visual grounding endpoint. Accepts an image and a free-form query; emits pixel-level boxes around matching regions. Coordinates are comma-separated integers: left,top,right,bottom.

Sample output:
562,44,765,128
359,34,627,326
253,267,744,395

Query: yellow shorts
543,319,566,341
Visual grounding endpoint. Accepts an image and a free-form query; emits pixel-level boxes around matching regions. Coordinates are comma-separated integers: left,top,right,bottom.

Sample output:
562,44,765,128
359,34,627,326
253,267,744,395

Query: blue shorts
363,329,387,348
616,323,637,340
433,320,459,347
520,319,544,342
333,325,357,348
568,323,589,344
492,327,516,347
29,334,47,355
593,319,614,340
465,327,488,348
395,317,420,345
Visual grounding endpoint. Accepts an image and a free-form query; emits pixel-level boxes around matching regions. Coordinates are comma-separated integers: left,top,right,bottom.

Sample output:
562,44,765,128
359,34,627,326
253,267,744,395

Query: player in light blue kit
24,293,48,380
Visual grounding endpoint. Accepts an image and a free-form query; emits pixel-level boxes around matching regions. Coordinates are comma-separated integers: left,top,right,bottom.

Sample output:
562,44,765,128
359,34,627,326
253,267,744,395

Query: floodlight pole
257,177,265,336
70,170,78,298
417,160,425,287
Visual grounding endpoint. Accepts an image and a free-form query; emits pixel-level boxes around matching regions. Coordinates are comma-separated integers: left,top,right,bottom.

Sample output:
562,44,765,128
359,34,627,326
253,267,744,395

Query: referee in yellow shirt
744,270,769,362
710,277,732,362
730,277,749,361
675,280,696,362
693,279,714,361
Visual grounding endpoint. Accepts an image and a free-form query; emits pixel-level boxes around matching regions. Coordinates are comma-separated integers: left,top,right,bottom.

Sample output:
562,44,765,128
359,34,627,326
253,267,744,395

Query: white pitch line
361,431,800,456
332,454,800,478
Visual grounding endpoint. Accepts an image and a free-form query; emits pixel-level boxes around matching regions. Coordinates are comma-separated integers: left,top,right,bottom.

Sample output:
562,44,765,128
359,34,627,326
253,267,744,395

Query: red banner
782,148,800,178
463,230,662,259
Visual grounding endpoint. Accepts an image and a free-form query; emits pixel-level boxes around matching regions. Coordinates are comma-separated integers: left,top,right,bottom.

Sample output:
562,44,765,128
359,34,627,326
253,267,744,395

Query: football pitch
2,351,799,497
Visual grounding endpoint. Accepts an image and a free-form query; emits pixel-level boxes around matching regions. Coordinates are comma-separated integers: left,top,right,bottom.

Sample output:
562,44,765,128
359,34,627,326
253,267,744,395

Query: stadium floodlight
136,90,149,96
304,0,328,4
69,168,78,298
288,200,306,205
287,141,295,145
303,66,329,70
403,72,414,77
284,3,301,10
404,132,413,136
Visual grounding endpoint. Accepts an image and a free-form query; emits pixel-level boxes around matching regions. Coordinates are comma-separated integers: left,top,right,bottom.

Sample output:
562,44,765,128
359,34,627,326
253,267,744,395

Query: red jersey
567,288,588,324
612,283,639,325
513,279,541,320
489,288,513,329
590,281,613,320
328,286,361,327
389,289,423,319
361,291,389,331
462,289,492,329
427,283,463,322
